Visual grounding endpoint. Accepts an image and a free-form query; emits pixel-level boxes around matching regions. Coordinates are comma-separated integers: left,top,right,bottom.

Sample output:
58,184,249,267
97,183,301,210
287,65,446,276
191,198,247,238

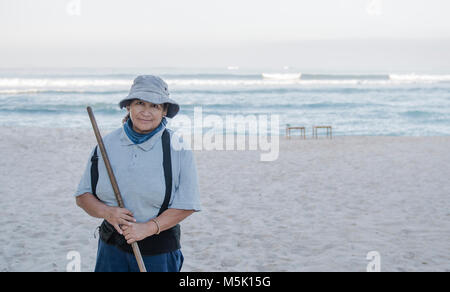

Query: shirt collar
119,125,166,151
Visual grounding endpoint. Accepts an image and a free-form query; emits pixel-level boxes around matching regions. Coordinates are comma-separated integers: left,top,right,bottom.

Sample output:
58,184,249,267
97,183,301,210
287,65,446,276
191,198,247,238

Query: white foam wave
0,78,131,88
0,74,449,90
389,74,450,83
0,78,435,88
0,89,42,94
262,73,302,80
166,79,395,86
0,89,125,95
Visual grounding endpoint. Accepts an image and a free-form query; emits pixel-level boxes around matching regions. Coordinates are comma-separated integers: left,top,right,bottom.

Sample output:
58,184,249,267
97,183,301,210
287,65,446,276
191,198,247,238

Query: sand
0,126,449,272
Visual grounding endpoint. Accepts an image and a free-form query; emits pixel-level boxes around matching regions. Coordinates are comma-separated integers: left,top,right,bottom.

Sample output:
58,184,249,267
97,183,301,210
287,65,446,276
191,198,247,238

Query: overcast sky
1,0,449,71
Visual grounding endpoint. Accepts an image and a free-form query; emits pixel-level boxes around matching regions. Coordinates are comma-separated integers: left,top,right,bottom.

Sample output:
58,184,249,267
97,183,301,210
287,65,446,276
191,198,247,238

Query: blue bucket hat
119,75,180,118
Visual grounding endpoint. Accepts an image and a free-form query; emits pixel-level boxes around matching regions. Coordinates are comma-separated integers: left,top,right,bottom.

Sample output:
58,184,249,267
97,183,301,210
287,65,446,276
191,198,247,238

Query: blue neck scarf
124,117,167,144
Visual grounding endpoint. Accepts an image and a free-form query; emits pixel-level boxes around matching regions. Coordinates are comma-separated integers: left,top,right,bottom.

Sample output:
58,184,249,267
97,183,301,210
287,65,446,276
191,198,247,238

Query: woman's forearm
75,192,110,219
146,208,194,234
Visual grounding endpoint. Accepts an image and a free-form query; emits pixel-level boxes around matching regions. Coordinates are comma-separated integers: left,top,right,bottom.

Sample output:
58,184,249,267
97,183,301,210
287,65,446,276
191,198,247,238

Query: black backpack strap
90,146,99,198
158,129,172,216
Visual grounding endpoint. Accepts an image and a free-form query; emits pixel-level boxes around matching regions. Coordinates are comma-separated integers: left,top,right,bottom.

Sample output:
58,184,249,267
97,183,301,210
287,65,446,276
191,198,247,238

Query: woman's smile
137,118,153,122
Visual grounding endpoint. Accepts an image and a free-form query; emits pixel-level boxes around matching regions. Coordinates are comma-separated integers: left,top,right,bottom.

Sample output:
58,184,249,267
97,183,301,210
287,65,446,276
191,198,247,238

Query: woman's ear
163,103,169,117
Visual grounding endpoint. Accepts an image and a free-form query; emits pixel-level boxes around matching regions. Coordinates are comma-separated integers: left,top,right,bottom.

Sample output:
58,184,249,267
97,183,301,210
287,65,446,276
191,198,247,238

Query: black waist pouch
99,220,181,256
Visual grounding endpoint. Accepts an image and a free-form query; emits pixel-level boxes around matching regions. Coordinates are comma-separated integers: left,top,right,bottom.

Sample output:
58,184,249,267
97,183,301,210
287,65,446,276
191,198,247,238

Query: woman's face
127,99,167,134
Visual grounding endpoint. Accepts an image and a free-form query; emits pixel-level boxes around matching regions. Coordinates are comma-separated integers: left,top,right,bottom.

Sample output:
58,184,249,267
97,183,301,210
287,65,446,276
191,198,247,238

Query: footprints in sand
220,258,241,268
31,232,47,238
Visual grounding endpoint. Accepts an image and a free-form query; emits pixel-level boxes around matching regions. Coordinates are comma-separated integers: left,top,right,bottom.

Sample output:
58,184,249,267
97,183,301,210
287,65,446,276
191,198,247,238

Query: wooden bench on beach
286,125,306,139
312,126,332,139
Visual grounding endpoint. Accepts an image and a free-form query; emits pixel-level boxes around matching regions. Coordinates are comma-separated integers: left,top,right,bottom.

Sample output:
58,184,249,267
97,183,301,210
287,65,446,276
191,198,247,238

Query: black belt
99,220,181,256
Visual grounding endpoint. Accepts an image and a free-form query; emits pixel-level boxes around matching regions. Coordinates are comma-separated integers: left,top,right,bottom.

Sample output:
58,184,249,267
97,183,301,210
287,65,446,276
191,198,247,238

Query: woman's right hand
104,206,136,235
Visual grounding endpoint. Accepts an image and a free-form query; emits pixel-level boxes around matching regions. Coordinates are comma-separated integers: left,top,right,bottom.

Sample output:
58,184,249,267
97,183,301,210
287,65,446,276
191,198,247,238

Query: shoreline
1,124,448,137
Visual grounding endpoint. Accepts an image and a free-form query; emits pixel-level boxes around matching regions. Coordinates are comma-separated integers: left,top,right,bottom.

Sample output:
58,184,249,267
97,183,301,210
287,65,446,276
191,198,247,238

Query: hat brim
119,91,180,118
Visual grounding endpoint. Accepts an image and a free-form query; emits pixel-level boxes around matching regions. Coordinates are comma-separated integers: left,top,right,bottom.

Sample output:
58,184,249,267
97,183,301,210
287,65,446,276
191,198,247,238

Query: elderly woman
74,75,201,272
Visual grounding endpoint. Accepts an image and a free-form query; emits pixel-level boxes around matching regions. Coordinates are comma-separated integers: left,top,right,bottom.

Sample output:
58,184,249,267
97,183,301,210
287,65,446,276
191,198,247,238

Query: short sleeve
169,148,202,212
73,146,96,197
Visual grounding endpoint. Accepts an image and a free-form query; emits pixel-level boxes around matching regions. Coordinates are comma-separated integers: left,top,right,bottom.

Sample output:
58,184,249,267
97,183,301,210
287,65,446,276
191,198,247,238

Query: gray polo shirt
74,125,202,223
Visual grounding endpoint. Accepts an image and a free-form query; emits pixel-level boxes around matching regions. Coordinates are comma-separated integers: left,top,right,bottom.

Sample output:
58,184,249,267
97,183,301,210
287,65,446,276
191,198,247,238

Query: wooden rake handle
86,106,147,272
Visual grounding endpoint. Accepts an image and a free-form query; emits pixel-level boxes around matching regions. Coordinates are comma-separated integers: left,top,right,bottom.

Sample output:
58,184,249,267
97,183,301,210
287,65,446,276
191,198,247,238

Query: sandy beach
0,126,449,272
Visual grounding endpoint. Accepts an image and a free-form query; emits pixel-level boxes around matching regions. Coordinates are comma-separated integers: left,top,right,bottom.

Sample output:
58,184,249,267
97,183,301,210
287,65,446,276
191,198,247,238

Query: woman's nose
142,106,154,115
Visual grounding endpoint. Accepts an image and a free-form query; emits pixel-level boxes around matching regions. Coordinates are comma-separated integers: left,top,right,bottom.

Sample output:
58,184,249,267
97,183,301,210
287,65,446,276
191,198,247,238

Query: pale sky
1,0,449,70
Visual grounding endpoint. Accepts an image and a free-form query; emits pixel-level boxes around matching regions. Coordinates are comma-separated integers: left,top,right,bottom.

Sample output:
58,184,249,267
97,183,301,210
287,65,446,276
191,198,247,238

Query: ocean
0,68,449,136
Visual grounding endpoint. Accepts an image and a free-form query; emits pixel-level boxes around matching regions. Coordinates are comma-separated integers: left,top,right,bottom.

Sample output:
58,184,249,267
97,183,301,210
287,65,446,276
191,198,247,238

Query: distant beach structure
262,73,302,80
227,66,239,70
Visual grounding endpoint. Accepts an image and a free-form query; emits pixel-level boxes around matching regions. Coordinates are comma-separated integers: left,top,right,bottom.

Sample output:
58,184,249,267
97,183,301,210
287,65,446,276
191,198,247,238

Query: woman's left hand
122,222,153,244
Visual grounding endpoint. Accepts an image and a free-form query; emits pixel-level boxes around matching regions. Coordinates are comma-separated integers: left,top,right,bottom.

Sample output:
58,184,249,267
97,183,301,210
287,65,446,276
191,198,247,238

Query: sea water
0,67,449,136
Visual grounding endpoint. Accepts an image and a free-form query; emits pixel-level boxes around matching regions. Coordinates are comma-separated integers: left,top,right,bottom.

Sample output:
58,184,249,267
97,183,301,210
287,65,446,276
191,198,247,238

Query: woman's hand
104,206,136,235
122,222,155,244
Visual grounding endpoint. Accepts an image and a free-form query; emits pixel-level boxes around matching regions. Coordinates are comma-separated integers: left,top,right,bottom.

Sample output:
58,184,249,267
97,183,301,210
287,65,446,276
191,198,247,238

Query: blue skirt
94,239,184,272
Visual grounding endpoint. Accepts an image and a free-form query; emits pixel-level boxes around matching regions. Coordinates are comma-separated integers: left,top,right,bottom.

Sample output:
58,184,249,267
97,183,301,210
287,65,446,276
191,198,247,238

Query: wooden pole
86,106,147,272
